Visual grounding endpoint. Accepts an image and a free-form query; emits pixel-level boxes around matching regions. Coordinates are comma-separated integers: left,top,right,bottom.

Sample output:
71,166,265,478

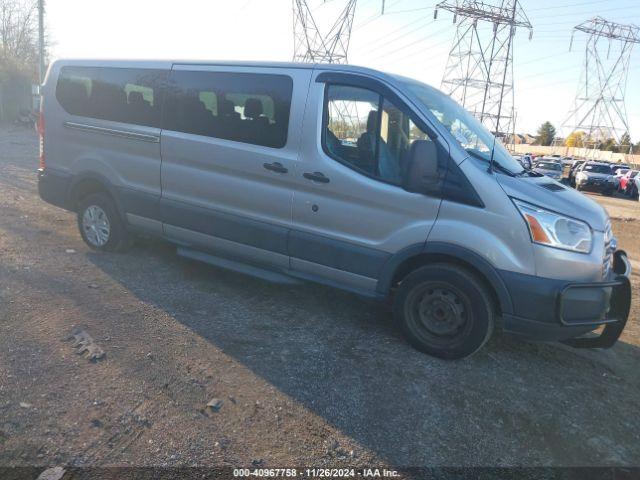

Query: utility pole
38,0,45,85
435,0,532,138
560,17,640,151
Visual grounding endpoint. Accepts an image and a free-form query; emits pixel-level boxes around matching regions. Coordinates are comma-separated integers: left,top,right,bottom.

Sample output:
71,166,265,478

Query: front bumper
577,180,615,192
501,250,632,348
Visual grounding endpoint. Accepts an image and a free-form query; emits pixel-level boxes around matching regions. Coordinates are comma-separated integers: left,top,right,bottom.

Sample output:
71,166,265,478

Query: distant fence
509,144,640,168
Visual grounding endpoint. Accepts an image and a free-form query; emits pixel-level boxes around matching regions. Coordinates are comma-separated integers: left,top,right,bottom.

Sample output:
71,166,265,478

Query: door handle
263,162,288,174
303,171,330,184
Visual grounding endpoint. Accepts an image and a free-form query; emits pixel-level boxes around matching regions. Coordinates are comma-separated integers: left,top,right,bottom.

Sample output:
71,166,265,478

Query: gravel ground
0,126,639,469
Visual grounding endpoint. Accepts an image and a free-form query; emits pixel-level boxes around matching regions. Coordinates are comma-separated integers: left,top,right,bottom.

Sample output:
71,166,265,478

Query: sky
46,0,640,139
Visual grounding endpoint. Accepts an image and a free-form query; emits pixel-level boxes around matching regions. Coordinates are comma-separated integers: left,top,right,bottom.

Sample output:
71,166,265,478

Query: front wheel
77,193,130,252
393,264,494,359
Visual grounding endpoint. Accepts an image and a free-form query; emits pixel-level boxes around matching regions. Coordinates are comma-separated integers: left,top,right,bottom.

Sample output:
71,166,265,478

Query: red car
619,170,639,194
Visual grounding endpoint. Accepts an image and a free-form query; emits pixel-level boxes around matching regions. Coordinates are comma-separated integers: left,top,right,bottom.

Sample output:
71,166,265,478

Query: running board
176,247,302,285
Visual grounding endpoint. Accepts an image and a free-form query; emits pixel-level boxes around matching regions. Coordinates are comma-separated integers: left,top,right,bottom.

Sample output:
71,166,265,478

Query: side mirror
404,140,440,193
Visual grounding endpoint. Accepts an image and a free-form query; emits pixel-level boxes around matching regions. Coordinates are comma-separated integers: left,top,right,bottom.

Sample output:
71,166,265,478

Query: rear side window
56,66,168,128
164,70,293,148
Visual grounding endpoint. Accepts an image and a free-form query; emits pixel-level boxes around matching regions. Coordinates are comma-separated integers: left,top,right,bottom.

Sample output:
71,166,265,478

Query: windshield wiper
491,162,518,177
466,149,518,177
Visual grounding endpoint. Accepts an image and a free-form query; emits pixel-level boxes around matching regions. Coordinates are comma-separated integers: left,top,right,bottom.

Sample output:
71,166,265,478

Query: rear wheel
393,264,494,359
77,193,130,252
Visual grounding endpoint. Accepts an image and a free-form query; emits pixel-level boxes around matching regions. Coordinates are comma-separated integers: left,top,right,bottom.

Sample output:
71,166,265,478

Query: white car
631,174,640,200
613,168,630,190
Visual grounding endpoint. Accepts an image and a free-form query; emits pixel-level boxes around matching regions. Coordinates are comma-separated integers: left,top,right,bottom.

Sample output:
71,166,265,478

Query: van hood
496,174,609,232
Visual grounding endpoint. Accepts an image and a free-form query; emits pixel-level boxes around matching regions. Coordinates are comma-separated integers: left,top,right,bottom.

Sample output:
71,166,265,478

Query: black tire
77,193,130,252
393,264,494,360
603,188,613,196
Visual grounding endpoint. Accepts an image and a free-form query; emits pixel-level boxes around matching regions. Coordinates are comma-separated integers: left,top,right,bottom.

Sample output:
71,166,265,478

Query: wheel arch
376,242,514,316
68,173,124,217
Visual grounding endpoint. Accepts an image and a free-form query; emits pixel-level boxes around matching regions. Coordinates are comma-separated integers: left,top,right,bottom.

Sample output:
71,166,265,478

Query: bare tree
0,0,38,72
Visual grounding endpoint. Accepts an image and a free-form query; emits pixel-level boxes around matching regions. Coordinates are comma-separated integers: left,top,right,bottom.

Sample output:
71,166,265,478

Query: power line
527,0,632,13
351,15,432,51
354,21,450,60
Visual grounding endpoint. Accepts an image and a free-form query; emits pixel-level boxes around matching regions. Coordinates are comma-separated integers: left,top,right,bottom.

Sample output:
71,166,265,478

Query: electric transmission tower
560,17,640,152
435,0,532,138
292,0,358,63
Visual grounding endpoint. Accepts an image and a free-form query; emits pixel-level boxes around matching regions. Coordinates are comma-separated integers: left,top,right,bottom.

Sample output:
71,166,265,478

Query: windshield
401,78,525,175
584,164,612,174
536,161,561,171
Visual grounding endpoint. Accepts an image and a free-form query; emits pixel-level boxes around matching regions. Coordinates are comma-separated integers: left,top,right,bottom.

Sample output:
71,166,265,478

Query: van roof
51,58,393,76
48,59,412,91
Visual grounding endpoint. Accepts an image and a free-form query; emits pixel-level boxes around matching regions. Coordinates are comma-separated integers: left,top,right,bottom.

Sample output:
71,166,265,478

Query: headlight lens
512,199,592,253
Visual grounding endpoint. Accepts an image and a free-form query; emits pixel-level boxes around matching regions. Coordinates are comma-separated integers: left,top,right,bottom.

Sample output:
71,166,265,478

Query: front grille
602,222,615,279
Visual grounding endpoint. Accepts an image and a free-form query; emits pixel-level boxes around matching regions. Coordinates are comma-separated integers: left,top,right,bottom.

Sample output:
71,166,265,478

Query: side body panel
287,70,444,293
43,60,171,219
159,65,312,269
428,157,536,276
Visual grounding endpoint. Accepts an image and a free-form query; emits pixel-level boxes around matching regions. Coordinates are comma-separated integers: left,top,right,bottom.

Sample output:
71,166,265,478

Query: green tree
600,138,617,152
619,132,632,153
536,121,556,146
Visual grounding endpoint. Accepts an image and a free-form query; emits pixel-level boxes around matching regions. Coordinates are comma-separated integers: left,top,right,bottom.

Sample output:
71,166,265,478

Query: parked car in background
631,174,640,201
568,160,585,186
611,164,630,175
514,154,532,169
619,170,639,196
533,160,563,181
614,168,630,190
575,162,615,195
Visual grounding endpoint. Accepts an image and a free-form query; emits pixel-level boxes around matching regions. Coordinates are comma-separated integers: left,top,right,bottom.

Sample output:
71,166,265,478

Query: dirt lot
0,126,639,469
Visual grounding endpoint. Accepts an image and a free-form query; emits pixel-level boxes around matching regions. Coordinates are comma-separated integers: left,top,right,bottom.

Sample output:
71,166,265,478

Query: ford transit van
37,60,632,359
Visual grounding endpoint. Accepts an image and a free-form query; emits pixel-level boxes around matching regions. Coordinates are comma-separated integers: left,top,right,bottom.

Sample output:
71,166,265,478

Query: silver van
37,60,632,359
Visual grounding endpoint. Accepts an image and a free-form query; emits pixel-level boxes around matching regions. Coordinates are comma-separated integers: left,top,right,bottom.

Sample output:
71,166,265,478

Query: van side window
164,71,293,149
324,85,433,185
56,66,168,128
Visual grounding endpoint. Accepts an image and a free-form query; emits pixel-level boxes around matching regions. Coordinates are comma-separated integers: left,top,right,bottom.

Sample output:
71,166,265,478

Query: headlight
512,199,592,253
